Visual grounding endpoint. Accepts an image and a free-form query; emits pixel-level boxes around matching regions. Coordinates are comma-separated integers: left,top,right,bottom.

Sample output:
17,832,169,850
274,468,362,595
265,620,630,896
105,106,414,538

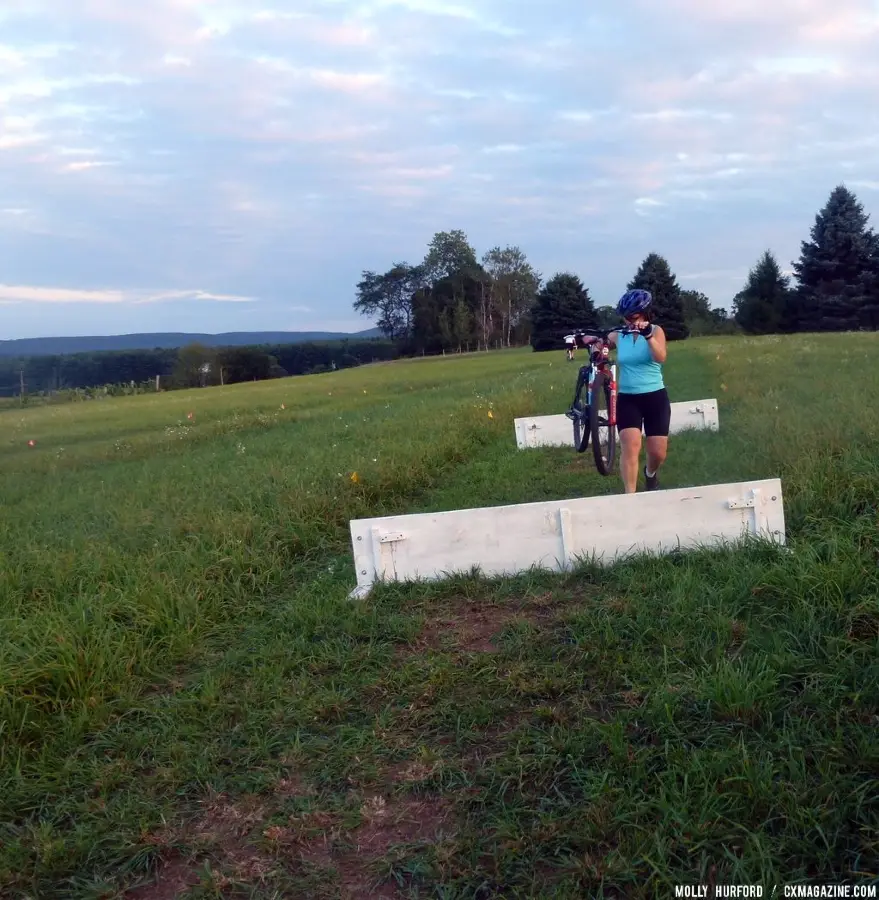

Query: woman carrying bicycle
578,289,670,493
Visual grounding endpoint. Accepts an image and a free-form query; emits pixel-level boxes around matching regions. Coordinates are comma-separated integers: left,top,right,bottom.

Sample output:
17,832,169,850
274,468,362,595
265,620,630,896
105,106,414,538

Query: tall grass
0,335,877,898
0,353,543,752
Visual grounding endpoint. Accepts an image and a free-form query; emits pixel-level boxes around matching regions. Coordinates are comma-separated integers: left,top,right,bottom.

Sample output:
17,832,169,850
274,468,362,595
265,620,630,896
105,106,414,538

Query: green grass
1,337,877,898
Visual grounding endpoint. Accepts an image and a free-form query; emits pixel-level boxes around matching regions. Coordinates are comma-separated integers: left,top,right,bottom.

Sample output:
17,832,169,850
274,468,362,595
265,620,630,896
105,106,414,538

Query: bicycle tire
589,371,617,475
571,369,590,453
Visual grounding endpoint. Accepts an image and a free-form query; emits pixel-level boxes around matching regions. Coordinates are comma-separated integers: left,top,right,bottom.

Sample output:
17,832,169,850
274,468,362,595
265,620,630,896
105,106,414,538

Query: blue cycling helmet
616,289,652,317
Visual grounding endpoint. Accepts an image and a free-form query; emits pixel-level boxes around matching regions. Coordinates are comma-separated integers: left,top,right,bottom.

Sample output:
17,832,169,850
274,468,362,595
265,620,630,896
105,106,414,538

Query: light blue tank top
616,332,664,394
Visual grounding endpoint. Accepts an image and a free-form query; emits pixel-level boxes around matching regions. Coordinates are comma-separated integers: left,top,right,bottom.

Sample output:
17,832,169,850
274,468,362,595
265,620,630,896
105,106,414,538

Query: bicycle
563,326,638,476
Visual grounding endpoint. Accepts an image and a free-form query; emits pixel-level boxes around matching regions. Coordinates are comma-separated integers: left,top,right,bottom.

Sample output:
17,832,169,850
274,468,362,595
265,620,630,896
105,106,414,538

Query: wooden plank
514,399,719,449
348,478,785,597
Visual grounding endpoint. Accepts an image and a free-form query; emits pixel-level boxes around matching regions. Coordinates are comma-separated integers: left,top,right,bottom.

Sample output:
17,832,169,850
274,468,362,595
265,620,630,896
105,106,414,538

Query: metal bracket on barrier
728,488,774,536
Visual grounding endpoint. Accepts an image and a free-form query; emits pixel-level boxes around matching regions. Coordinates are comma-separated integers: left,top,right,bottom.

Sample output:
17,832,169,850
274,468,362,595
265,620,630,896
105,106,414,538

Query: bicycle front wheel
571,371,590,453
589,372,617,475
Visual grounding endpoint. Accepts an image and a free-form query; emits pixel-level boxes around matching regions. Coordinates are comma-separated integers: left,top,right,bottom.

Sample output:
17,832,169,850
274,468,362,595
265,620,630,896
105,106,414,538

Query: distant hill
0,328,384,358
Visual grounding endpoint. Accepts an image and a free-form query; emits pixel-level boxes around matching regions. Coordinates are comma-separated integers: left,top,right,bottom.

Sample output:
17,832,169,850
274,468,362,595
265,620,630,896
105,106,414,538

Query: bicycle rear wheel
570,369,590,453
589,372,617,475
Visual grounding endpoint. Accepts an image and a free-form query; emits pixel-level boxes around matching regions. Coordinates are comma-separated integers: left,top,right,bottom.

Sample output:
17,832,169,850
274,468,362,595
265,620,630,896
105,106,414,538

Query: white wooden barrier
514,399,719,449
348,478,785,598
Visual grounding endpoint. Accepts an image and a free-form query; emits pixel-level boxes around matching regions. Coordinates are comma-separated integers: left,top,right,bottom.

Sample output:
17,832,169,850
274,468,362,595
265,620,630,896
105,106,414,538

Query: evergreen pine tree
789,184,876,332
530,273,597,351
732,250,791,334
626,253,689,340
861,230,879,330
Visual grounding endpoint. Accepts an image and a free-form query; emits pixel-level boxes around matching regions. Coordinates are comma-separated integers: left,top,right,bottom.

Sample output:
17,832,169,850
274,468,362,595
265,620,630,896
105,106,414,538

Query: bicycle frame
564,326,641,469
569,326,636,425
583,339,618,427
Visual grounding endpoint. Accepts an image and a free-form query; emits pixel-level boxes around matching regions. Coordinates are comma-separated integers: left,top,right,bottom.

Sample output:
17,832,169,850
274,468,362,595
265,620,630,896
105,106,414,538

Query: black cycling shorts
616,388,671,437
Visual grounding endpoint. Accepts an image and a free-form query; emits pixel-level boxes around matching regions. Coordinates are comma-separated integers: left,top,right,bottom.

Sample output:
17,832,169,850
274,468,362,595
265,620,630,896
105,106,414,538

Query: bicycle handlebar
568,326,640,339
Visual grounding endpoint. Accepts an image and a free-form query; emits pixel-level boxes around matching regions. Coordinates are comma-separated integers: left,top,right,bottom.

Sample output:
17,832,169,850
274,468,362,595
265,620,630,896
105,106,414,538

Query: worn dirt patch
385,759,439,784
192,793,266,844
276,772,317,798
291,794,455,899
398,589,596,660
126,792,273,898
521,590,563,617
125,855,200,900
406,595,563,655
356,794,450,854
418,603,519,653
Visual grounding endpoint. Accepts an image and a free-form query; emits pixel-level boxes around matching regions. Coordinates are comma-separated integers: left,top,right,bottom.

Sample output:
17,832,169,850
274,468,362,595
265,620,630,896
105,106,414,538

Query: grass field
1,335,877,899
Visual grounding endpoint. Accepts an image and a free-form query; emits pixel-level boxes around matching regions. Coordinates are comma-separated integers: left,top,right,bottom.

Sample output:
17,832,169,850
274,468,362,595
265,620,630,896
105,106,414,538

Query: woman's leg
643,389,672,490
616,393,643,493
645,435,668,477
619,428,642,493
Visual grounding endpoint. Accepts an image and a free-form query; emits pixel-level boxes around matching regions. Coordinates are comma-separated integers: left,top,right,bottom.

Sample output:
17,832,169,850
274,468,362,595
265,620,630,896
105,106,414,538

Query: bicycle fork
590,365,619,418
585,365,619,429
566,365,593,420
607,364,618,427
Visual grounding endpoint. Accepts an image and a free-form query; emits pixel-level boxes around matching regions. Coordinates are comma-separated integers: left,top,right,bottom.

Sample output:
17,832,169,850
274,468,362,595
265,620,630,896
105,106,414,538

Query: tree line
354,231,735,352
528,254,740,349
0,339,398,401
7,182,872,403
354,183,879,349
353,231,542,354
732,184,879,334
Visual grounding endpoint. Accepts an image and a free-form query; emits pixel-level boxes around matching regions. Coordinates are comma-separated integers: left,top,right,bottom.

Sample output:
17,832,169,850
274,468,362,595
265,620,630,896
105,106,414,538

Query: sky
1,0,878,340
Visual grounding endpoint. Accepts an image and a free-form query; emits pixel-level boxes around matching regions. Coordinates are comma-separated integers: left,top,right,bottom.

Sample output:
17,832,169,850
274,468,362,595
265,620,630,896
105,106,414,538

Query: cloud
1,0,878,338
62,160,115,171
634,197,665,218
0,285,254,304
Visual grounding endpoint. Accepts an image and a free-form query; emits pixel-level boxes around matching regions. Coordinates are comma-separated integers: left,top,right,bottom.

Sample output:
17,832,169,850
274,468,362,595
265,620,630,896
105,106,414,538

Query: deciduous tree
422,230,479,283
174,342,216,387
482,245,540,347
353,263,421,341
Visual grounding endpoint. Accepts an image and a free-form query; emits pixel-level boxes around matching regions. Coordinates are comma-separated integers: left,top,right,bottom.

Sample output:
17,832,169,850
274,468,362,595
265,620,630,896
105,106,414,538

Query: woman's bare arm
645,325,667,363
